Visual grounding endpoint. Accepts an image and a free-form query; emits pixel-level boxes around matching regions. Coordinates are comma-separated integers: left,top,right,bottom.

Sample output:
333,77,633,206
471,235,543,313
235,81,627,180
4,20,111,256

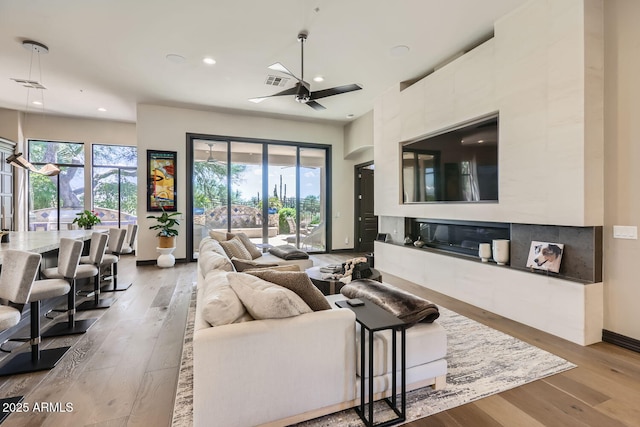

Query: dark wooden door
356,165,377,253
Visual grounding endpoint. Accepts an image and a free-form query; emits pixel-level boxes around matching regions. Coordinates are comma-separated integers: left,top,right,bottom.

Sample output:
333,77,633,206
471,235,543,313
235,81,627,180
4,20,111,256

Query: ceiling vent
11,78,47,89
264,75,289,87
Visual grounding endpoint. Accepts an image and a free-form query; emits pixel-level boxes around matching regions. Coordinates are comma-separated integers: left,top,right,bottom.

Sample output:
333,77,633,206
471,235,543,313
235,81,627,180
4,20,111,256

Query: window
28,140,84,231
188,135,330,260
92,144,138,228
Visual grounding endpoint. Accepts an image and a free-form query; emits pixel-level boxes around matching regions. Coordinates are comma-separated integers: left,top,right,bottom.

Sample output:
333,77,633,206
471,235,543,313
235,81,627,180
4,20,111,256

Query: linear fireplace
408,218,510,259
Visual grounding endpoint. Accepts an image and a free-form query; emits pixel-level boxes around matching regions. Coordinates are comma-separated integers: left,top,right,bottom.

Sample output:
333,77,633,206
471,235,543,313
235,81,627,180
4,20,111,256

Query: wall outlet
345,236,349,244
613,225,637,239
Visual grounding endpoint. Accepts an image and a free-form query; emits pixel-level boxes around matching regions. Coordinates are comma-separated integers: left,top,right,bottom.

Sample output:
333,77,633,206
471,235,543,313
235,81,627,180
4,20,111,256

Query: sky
234,164,322,201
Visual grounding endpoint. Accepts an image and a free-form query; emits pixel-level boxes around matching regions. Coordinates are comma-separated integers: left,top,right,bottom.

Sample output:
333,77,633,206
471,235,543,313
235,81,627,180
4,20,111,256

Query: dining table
0,230,96,265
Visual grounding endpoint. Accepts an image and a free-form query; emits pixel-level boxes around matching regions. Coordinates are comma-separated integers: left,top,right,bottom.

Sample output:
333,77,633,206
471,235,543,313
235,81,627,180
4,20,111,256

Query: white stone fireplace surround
372,0,604,346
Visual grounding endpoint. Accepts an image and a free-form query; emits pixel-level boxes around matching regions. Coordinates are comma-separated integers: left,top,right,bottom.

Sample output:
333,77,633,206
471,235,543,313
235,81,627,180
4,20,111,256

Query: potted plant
72,210,101,229
147,208,181,248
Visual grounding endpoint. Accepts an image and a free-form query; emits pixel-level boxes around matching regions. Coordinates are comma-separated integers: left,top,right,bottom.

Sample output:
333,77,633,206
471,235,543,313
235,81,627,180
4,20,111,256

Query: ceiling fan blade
306,100,326,111
268,62,300,80
268,63,310,90
248,86,299,103
309,84,362,100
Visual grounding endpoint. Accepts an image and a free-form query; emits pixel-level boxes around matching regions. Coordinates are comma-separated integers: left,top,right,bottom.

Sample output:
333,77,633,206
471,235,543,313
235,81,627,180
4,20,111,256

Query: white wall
344,110,373,158
136,104,357,262
603,0,640,341
374,0,604,227
0,108,20,142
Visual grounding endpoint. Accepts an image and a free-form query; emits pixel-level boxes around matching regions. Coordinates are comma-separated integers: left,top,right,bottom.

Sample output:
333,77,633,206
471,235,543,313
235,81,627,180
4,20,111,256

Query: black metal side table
336,299,407,427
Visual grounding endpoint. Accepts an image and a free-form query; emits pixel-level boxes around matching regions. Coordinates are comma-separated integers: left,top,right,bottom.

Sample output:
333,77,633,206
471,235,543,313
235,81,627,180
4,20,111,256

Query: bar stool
76,228,126,311
120,223,138,255
0,250,39,407
96,228,129,292
76,232,114,311
42,232,109,336
0,250,72,376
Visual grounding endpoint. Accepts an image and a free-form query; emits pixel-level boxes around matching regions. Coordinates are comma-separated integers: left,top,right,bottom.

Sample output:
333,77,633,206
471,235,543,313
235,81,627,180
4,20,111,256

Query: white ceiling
0,0,528,125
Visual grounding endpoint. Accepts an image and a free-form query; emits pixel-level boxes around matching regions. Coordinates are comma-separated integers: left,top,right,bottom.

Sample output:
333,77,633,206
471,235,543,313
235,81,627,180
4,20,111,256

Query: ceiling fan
206,142,216,163
249,31,362,110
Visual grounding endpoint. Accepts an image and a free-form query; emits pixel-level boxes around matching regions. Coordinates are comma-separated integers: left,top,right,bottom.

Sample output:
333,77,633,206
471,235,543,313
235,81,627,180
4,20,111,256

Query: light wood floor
0,253,638,426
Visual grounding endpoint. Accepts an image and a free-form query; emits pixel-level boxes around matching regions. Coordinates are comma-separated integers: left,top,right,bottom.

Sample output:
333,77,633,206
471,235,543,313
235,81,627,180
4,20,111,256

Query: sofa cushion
201,274,252,326
245,270,331,311
227,273,312,319
341,279,440,326
219,236,253,260
199,250,234,276
231,257,278,272
228,232,262,259
209,230,230,241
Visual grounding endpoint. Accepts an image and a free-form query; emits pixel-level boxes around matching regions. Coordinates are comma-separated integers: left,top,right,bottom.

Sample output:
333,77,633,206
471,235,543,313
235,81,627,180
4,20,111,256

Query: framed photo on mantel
147,150,177,212
526,241,564,273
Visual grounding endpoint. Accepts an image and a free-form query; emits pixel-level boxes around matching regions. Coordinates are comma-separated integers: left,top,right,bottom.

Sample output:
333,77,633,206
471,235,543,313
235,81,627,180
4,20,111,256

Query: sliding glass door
299,147,326,251
187,135,329,260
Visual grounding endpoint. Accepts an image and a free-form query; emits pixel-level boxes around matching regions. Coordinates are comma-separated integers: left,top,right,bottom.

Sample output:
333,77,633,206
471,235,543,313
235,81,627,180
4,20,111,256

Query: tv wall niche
402,114,498,203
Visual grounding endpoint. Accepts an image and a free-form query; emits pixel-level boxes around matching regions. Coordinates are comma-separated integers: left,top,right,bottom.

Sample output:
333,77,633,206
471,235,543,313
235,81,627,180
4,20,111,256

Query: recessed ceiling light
390,45,410,57
166,53,186,63
32,100,42,105
98,107,107,112
346,114,354,119
203,57,216,65
313,76,324,82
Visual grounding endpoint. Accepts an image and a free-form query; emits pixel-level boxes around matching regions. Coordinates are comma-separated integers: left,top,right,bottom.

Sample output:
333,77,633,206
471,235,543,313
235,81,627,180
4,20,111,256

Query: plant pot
158,236,176,248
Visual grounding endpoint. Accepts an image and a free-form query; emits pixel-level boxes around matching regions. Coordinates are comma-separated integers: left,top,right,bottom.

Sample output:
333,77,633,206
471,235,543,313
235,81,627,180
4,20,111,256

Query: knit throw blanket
340,279,440,326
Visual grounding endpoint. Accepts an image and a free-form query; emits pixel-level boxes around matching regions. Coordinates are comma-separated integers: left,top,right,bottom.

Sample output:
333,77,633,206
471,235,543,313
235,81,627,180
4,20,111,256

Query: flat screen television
402,114,498,203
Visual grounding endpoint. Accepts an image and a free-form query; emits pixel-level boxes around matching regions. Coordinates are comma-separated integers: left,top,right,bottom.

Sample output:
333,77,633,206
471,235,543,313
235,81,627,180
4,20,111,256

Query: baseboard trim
136,258,187,266
602,329,640,353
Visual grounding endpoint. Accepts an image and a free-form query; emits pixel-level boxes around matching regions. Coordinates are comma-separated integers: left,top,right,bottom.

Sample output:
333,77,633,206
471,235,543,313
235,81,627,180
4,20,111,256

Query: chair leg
42,279,97,337
100,260,131,292
76,272,114,311
0,302,70,376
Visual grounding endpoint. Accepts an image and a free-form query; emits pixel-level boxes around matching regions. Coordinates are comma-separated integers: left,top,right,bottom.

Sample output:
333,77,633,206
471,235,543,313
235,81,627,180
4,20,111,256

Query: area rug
171,290,575,426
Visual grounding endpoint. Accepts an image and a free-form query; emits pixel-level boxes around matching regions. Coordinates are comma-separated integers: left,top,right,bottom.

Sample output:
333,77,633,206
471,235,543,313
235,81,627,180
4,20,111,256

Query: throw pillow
243,264,301,273
244,270,331,311
228,232,262,259
231,257,278,272
227,273,312,319
219,236,253,260
209,230,229,242
200,278,250,326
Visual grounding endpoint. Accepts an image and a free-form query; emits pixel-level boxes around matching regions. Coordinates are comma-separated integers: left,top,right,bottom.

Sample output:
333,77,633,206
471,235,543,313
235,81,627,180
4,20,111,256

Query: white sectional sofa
193,237,448,427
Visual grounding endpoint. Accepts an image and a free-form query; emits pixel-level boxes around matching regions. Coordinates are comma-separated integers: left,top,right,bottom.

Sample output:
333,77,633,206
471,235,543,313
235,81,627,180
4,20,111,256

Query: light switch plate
613,225,637,239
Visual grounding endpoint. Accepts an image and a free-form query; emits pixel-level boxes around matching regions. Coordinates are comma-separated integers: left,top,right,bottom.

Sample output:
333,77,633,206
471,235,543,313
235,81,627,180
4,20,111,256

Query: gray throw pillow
231,257,278,272
219,236,253,260
245,270,331,311
228,232,262,259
